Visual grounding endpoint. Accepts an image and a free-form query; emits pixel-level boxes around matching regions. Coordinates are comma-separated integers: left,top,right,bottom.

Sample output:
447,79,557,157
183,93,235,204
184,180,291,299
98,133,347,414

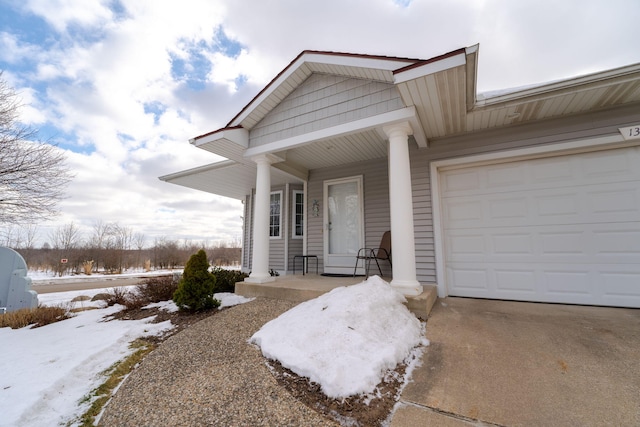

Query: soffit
396,62,640,141
467,73,640,132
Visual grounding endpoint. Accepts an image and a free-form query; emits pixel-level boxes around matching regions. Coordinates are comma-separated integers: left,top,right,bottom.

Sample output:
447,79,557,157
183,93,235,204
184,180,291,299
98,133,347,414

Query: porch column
246,154,275,283
384,122,423,296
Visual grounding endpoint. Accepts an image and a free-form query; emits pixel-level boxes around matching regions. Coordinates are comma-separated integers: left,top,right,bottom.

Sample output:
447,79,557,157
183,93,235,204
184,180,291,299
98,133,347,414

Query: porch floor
235,274,437,319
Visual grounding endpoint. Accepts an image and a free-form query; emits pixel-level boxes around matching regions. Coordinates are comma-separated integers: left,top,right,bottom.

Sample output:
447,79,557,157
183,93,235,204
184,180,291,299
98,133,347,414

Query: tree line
2,221,241,277
0,73,242,275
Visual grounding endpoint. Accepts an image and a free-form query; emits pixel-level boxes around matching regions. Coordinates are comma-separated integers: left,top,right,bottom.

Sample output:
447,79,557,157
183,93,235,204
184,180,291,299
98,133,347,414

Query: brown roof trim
191,125,244,142
393,47,467,75
225,50,425,127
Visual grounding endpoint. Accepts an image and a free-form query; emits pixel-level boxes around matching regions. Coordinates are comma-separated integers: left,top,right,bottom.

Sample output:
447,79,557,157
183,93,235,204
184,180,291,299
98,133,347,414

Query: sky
2,274,424,426
1,0,639,248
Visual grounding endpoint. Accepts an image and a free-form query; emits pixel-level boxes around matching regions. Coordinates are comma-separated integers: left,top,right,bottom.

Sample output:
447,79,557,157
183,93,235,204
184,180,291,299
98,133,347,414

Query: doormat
320,273,364,278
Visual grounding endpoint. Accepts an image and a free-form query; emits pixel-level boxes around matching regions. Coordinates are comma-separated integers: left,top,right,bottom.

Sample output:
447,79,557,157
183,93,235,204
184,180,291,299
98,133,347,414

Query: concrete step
406,284,438,320
235,278,438,319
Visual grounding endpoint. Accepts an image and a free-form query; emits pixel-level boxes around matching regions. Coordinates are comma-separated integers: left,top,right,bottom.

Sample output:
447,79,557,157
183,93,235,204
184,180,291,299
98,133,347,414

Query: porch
235,274,438,319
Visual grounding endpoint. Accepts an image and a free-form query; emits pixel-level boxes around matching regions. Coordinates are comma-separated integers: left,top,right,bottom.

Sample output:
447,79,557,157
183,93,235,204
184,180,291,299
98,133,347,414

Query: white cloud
22,0,115,32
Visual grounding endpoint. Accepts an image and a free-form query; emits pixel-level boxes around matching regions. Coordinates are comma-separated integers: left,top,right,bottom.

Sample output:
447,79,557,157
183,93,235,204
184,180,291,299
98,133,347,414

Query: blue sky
1,0,639,247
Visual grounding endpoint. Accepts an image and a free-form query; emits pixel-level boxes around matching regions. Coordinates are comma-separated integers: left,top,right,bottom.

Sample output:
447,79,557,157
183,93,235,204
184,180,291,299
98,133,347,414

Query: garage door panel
444,186,640,229
447,223,640,263
441,146,640,199
440,145,640,308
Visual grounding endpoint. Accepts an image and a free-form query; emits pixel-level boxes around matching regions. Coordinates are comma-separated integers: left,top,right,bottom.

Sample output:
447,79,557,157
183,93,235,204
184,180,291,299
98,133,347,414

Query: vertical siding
250,74,403,147
307,157,392,277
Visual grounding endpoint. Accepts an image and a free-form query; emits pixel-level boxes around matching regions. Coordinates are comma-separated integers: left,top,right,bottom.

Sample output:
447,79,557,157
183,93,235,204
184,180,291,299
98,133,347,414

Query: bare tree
49,222,82,251
48,222,82,276
0,72,72,224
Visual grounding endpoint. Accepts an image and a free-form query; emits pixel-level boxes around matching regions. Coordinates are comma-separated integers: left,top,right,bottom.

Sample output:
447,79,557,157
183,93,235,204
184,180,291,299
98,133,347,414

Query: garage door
439,145,640,308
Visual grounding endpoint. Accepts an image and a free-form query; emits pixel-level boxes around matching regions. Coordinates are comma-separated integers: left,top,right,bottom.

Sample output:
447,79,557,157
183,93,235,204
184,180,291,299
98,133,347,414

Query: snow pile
250,276,428,399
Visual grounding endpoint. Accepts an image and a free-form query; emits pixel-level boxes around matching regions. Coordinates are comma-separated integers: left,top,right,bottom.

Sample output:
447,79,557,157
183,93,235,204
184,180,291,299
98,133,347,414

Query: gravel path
99,298,337,426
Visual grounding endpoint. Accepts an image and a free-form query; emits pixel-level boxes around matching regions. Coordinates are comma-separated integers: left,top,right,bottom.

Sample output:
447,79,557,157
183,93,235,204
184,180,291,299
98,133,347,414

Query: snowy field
1,275,427,426
0,283,252,427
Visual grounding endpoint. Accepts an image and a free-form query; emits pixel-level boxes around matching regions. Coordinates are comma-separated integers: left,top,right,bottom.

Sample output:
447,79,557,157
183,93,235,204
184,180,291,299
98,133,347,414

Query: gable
249,73,404,148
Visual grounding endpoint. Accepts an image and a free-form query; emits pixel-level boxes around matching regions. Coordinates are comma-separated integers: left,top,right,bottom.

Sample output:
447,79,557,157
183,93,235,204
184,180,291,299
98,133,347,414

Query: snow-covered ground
1,275,427,426
28,268,184,284
0,286,252,427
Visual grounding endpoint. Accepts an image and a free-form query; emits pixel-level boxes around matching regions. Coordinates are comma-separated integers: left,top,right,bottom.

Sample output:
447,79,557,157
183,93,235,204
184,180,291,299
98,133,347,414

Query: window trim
292,190,304,239
269,190,283,239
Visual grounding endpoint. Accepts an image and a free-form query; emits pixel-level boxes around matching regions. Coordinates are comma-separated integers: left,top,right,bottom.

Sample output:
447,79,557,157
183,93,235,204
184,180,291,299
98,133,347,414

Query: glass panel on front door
324,176,364,275
328,181,360,254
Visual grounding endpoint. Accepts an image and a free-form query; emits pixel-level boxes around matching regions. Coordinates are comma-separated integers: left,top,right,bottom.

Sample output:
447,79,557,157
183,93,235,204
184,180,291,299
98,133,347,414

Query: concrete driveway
392,298,640,426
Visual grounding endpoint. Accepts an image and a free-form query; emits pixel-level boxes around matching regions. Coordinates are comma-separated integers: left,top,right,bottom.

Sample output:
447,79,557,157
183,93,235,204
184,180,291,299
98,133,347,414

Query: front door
324,176,365,275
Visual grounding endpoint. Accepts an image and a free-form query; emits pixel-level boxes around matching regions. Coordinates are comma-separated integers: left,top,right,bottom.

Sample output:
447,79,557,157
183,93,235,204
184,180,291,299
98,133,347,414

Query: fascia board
303,52,416,71
243,107,419,158
191,127,248,148
159,159,238,182
394,53,466,84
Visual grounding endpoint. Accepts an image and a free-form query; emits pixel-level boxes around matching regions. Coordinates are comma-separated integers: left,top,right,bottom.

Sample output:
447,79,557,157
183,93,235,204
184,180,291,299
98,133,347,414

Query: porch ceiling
280,128,388,170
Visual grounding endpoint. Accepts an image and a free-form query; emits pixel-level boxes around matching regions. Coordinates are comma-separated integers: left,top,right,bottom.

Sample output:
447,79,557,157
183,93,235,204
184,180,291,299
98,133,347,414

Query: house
160,45,640,308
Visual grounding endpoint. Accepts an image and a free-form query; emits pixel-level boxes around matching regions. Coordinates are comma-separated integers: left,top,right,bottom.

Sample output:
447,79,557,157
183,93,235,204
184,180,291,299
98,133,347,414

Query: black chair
353,231,392,277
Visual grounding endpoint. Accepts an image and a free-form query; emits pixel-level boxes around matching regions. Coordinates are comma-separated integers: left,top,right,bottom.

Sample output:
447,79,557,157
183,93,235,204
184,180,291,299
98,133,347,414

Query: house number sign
619,124,640,140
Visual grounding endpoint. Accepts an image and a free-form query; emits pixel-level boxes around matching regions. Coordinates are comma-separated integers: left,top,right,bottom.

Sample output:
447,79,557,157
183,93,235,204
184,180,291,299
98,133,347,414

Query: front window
270,191,282,238
292,190,304,238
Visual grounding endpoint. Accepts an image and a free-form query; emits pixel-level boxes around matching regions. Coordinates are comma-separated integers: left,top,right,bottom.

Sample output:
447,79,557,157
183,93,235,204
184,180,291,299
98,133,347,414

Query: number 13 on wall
620,124,640,140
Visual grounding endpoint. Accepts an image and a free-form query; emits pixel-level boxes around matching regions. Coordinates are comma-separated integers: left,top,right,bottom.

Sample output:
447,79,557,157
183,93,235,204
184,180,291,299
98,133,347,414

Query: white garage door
439,145,640,308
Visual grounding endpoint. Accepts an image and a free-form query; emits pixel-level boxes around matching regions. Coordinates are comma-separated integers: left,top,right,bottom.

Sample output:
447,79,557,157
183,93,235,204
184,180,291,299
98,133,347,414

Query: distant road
32,276,168,294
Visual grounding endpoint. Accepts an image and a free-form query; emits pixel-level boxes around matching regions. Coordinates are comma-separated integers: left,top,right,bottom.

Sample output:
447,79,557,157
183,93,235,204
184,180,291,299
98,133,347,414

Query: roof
162,45,640,200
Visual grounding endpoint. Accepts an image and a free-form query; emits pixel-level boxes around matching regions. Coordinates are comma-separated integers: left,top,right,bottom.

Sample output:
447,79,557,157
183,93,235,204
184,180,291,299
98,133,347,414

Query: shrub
105,287,131,307
136,275,178,303
211,267,248,293
173,249,220,312
0,305,71,329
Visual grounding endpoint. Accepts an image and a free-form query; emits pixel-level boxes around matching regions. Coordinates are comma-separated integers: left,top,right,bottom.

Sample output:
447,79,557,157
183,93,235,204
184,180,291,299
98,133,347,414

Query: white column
384,122,423,296
246,154,275,283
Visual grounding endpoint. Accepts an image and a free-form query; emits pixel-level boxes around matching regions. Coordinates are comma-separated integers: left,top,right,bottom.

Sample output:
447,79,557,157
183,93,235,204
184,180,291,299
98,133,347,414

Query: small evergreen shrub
173,249,220,312
211,267,248,293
